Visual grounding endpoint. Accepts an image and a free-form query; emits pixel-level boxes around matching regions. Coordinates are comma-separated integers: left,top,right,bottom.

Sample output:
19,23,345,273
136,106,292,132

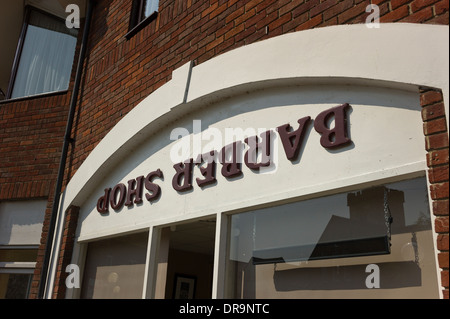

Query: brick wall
421,89,449,298
0,93,70,200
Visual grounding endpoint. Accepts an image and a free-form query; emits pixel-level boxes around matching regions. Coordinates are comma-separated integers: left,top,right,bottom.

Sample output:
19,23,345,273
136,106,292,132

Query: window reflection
227,177,438,298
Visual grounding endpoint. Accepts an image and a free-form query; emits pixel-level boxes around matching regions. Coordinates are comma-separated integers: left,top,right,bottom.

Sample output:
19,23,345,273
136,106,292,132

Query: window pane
226,177,439,298
143,0,159,18
0,274,32,299
11,10,78,99
80,232,148,299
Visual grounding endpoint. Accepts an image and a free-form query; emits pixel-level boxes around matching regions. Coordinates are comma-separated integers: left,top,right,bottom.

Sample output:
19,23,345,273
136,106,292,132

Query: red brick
435,0,450,15
421,90,443,106
426,10,449,23
441,270,449,287
391,0,412,9
224,23,245,40
430,182,450,200
436,216,449,233
426,132,450,151
380,5,410,22
234,8,257,25
439,252,449,268
437,234,449,250
422,103,445,121
205,35,224,51
443,289,449,299
244,0,264,11
427,149,450,167
296,14,323,31
428,166,450,184
433,199,450,216
323,0,354,20
268,12,292,31
424,117,448,135
310,0,339,18
209,2,228,19
225,6,244,24
255,10,278,29
292,0,320,18
244,8,267,28
201,2,219,18
279,0,305,16
411,0,440,12
400,6,434,22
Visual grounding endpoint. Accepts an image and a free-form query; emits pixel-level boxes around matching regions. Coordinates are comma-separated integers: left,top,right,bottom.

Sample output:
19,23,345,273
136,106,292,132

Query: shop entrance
155,218,216,299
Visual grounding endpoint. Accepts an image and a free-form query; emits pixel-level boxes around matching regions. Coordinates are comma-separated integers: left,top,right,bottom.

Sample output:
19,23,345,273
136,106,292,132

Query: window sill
125,11,158,40
0,90,68,105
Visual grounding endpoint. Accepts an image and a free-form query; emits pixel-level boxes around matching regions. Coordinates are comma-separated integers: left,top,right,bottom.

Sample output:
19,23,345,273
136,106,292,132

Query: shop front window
80,232,148,299
226,177,439,298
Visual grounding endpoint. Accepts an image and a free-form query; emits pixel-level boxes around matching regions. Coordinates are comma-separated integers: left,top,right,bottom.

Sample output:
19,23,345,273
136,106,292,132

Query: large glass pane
11,9,78,99
226,177,439,298
80,232,148,299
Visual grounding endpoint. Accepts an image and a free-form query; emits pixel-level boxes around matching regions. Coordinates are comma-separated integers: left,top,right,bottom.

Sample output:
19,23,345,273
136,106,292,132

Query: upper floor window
8,7,78,100
127,0,159,39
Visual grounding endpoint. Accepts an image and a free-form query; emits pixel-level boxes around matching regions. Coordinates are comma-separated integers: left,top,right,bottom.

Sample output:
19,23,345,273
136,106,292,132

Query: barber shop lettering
96,104,352,214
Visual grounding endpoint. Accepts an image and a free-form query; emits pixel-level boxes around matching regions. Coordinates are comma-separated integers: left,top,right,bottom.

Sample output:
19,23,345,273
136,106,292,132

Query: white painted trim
142,227,156,299
212,212,228,299
0,262,36,270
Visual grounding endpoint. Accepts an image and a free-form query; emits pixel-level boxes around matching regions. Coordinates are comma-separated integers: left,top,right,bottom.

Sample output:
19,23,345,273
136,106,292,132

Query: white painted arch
61,23,449,215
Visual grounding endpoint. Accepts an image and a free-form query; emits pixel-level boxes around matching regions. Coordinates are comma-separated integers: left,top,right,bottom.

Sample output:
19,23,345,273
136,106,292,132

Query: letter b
314,103,352,149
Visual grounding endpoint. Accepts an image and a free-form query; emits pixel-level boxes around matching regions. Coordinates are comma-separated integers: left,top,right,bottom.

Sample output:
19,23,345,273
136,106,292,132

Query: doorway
155,218,216,299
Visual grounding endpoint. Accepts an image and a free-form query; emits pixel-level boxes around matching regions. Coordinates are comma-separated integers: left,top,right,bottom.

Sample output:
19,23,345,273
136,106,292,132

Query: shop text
97,104,352,214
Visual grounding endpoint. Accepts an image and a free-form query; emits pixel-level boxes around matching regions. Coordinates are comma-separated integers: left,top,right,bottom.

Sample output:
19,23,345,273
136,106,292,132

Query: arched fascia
61,23,449,213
